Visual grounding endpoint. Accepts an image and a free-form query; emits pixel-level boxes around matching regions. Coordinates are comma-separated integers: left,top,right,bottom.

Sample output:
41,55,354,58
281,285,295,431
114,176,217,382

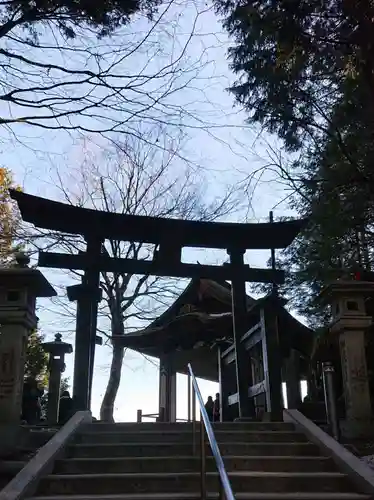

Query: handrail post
200,414,206,500
322,361,340,441
192,382,196,421
137,409,142,423
188,371,191,422
192,385,197,455
188,363,235,500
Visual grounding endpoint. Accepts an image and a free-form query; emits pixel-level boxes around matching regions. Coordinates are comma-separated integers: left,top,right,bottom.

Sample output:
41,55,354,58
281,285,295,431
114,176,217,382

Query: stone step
0,460,28,489
75,431,307,445
0,460,26,474
21,425,60,431
67,441,320,458
29,494,372,500
54,455,335,474
19,432,57,450
80,422,295,433
26,430,57,447
36,471,354,496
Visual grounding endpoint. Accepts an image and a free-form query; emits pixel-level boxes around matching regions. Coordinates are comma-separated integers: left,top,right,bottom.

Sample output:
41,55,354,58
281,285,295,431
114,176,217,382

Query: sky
1,1,304,421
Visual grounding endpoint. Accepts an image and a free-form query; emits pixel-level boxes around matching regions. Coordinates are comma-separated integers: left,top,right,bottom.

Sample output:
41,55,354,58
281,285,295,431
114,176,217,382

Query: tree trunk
100,345,125,422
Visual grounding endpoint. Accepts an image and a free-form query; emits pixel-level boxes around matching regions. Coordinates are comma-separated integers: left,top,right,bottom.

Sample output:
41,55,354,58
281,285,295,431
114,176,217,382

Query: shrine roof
148,278,255,329
10,190,305,250
114,279,314,359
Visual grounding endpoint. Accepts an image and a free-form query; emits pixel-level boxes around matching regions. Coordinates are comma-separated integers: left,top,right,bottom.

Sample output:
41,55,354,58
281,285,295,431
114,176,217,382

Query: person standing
213,393,220,422
22,379,42,424
205,396,214,422
59,390,74,424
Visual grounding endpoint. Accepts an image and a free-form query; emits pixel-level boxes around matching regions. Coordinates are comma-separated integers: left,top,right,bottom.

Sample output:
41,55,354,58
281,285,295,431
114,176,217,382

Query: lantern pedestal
42,333,73,424
320,281,374,438
0,254,56,455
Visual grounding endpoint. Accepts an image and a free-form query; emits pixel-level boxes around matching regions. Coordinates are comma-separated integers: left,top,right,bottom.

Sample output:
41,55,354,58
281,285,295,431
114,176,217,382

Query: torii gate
10,189,304,418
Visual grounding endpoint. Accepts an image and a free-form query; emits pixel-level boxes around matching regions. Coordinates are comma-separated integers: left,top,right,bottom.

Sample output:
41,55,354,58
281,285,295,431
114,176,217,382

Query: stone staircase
0,426,57,489
28,421,371,500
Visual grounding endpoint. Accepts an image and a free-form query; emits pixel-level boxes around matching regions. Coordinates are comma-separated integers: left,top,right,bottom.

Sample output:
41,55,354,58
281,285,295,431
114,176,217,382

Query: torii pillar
227,247,254,419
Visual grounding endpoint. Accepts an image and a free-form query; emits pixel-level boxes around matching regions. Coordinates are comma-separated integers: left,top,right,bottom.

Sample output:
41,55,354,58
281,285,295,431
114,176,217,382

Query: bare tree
0,0,227,156
38,129,241,421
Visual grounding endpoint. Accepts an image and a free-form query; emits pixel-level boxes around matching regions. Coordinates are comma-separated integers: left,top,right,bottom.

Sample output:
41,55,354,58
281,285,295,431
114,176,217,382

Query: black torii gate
10,190,304,418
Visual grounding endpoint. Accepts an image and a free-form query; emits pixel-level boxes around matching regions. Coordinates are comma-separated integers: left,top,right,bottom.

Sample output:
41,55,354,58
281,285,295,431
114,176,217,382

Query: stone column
339,328,372,436
42,333,73,424
319,280,374,438
0,254,56,447
47,358,62,423
0,322,29,423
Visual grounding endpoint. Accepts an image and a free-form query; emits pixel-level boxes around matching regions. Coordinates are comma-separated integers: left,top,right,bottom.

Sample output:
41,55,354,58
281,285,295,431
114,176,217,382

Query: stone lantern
0,253,56,427
42,333,72,424
319,280,374,437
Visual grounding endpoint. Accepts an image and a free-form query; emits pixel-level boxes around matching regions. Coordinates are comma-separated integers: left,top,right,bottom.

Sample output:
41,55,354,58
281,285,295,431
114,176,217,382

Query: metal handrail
187,363,235,500
136,409,190,423
138,410,159,421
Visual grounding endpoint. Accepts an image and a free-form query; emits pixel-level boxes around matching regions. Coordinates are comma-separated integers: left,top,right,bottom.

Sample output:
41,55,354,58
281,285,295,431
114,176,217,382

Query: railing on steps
284,408,374,497
136,410,159,422
188,363,235,500
136,409,189,423
0,411,91,500
137,371,194,423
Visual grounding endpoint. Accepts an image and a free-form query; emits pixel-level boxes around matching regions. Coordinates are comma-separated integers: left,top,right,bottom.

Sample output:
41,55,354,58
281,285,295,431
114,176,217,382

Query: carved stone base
340,418,374,439
0,424,27,458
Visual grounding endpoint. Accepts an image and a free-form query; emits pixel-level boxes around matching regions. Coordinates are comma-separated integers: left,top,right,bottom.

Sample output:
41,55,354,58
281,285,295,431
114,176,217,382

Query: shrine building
116,278,314,422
